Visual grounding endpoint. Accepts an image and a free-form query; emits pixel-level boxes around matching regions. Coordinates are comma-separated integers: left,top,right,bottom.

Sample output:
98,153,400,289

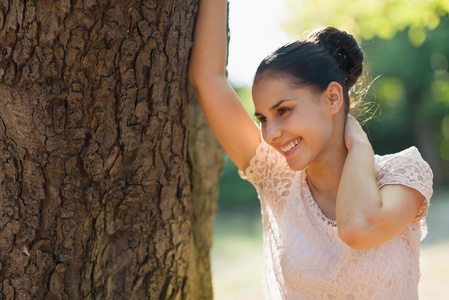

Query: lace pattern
240,141,433,299
375,146,433,221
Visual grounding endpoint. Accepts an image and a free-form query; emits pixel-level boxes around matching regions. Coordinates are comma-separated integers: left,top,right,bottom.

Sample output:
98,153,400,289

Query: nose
263,121,282,144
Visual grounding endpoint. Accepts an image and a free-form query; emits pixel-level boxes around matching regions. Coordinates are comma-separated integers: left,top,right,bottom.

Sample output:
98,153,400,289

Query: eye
257,116,267,124
278,107,291,116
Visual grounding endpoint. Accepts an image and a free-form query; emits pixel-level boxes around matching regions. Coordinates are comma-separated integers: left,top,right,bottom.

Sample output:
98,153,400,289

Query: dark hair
254,27,364,115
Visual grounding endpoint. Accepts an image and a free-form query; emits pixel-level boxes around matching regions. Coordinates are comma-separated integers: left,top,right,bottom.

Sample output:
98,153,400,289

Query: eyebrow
254,100,290,117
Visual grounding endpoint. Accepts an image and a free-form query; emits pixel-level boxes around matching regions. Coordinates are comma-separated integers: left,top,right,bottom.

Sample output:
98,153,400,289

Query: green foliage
217,155,259,212
284,0,449,45
361,18,449,166
375,76,406,107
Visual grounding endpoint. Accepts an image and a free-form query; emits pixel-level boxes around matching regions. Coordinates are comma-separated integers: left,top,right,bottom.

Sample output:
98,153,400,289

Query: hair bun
307,27,364,89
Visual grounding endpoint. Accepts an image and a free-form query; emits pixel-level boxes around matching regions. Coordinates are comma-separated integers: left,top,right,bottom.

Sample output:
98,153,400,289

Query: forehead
253,77,310,102
252,76,323,115
252,76,296,98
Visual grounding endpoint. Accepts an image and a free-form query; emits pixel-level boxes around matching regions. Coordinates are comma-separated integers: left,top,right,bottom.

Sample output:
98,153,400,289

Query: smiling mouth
280,137,302,153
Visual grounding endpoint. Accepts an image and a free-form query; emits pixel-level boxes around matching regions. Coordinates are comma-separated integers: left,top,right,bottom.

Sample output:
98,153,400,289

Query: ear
324,82,344,116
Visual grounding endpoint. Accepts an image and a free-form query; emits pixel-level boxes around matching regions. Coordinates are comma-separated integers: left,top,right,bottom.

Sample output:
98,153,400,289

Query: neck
306,134,348,201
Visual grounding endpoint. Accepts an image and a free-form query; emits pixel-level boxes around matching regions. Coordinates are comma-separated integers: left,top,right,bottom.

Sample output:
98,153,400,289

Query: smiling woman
189,0,433,298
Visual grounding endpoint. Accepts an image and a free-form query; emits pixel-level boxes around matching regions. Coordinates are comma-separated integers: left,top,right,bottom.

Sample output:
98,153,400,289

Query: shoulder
375,146,433,201
375,146,432,177
240,140,297,189
375,146,425,165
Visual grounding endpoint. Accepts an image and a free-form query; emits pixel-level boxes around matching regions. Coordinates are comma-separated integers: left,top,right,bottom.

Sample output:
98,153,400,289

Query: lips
279,137,302,153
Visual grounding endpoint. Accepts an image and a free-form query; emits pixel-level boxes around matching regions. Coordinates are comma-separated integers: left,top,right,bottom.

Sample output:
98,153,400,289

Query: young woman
188,0,433,298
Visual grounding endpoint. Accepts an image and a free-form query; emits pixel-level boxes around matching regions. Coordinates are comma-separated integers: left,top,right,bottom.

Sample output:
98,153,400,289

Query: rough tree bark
0,0,223,299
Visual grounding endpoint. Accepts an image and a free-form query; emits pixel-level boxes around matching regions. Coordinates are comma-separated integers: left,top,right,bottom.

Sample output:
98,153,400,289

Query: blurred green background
213,1,449,299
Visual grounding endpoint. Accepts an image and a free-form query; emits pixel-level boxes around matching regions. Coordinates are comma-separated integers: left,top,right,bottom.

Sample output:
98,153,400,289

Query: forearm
337,117,424,249
189,0,228,84
336,140,382,248
187,0,261,170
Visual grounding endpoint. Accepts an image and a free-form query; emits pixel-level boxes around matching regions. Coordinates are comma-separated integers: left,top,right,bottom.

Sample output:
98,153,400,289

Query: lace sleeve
239,140,284,190
376,146,433,221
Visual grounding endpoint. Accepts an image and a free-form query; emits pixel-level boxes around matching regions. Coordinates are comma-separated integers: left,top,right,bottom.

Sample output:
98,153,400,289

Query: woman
188,0,433,298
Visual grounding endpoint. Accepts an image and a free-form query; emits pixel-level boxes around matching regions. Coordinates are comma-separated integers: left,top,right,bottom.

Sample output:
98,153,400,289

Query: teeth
280,138,301,152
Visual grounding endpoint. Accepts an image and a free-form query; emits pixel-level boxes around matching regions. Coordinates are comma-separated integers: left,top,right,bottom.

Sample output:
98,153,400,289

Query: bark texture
0,0,222,299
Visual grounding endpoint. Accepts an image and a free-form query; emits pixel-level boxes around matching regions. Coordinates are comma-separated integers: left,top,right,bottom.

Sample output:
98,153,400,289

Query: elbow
187,64,213,90
188,63,199,87
187,59,209,88
337,220,375,250
188,59,228,89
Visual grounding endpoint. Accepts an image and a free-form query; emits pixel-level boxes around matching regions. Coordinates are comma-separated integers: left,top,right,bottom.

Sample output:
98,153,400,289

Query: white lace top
240,141,433,300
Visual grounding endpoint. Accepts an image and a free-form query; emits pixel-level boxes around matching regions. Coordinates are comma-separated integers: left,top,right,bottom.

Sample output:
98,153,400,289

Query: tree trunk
0,0,223,299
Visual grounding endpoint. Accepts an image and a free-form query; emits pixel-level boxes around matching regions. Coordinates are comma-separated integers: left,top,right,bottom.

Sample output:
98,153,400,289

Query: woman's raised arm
189,0,261,171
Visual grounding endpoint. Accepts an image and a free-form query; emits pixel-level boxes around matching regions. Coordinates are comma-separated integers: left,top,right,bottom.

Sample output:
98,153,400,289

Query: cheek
313,120,334,144
300,115,332,142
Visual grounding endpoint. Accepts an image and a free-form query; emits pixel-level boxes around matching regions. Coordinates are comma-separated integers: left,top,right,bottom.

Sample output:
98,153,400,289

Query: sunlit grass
212,211,263,300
